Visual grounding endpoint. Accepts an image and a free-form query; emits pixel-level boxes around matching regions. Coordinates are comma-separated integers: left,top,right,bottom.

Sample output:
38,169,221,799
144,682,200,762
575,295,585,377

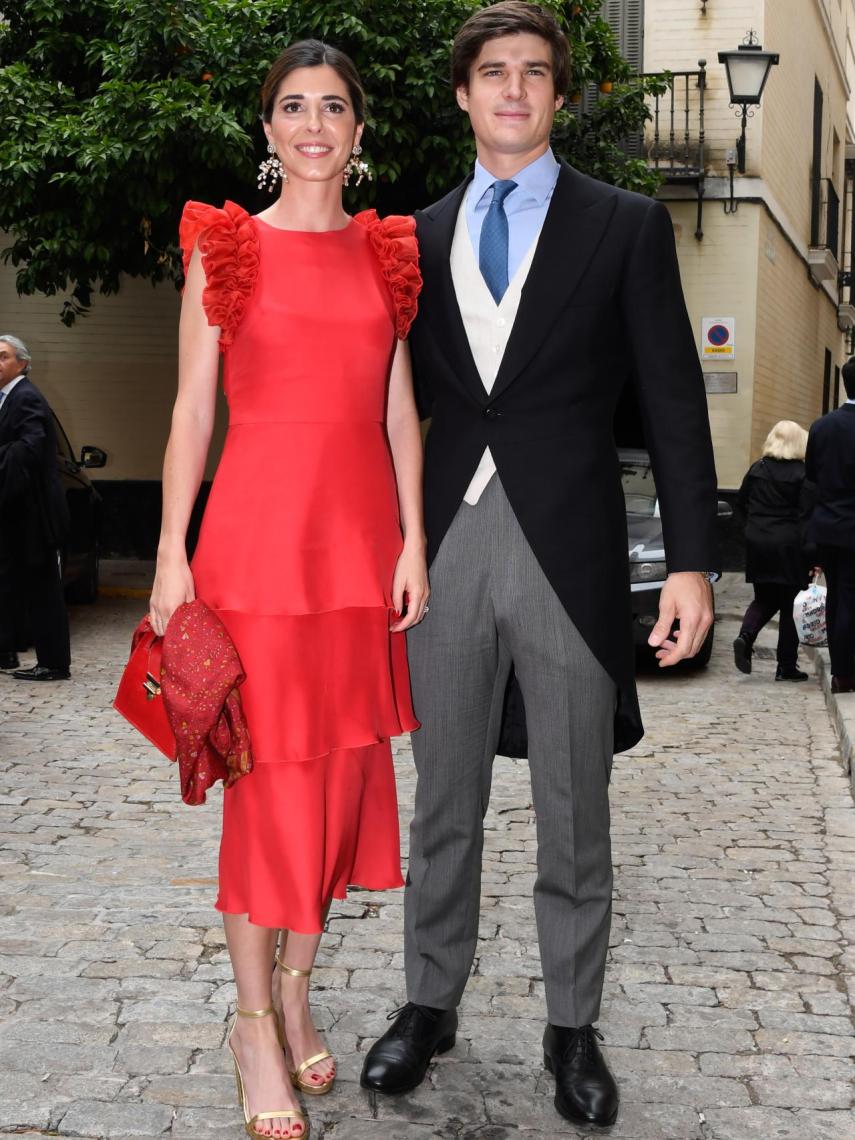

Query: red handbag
113,616,177,759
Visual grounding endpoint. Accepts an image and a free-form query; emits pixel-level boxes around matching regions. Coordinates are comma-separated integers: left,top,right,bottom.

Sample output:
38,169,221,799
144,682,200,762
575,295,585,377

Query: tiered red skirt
192,423,418,931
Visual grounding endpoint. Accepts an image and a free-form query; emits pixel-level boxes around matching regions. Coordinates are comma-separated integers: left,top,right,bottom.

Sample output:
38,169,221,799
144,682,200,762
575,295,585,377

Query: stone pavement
0,576,853,1139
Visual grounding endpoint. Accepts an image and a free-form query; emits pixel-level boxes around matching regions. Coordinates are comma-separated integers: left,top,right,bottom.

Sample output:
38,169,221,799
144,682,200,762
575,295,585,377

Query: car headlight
630,560,667,584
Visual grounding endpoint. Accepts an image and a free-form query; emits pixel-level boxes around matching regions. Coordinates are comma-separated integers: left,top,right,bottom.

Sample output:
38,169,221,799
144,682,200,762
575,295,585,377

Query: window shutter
602,0,644,74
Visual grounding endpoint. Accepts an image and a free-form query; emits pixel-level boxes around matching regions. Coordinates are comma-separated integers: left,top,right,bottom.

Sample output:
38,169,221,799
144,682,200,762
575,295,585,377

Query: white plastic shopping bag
794,580,827,647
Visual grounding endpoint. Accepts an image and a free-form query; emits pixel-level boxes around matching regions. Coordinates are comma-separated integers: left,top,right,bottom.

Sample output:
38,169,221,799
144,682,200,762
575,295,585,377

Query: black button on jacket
410,161,719,754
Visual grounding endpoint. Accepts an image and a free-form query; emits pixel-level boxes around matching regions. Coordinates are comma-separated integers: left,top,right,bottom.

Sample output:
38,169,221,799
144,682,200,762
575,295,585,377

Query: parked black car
620,448,725,669
53,412,107,602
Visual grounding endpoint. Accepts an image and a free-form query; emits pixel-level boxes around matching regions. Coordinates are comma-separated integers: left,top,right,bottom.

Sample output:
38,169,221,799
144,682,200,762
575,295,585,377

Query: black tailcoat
805,403,855,549
0,376,69,564
410,162,718,753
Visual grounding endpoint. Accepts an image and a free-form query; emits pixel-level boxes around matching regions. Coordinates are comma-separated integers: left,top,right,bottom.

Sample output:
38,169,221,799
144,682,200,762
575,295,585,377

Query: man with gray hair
0,335,71,679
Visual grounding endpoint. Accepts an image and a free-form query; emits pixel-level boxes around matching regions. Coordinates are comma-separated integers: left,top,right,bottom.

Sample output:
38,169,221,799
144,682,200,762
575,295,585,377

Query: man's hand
648,571,714,667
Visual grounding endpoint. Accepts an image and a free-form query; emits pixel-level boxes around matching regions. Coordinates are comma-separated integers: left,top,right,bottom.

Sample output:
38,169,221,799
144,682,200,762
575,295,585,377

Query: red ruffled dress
178,201,421,932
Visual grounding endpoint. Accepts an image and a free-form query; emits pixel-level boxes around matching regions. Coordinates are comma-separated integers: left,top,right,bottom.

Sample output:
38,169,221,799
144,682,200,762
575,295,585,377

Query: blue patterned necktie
479,179,518,303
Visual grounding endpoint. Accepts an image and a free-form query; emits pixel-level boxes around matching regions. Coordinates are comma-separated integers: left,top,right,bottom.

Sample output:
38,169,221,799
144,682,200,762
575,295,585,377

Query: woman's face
264,64,363,185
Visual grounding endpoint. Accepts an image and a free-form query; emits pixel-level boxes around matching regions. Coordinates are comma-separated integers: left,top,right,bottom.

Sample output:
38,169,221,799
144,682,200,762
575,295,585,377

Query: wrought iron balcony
644,64,707,182
640,62,707,239
808,178,840,283
811,177,839,255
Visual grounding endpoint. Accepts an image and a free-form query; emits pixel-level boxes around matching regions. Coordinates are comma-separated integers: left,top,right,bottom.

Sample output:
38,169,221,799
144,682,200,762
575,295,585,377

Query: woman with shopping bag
733,420,815,680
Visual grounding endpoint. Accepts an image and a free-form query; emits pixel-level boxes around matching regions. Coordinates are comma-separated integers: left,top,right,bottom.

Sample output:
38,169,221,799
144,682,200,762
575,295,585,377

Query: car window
620,459,659,517
52,412,76,464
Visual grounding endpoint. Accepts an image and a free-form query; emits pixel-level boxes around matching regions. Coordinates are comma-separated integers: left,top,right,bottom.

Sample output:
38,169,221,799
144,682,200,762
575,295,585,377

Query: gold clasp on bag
143,672,162,700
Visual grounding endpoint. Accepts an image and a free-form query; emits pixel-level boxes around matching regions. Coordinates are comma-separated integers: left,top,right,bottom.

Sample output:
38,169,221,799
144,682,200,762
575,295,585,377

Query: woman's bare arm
385,338,429,632
149,246,221,634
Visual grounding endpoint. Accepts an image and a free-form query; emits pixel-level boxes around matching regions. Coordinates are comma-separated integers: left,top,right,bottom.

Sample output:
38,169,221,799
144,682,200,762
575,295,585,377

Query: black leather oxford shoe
360,1003,457,1095
543,1024,619,1127
0,652,19,670
11,665,70,681
775,665,808,682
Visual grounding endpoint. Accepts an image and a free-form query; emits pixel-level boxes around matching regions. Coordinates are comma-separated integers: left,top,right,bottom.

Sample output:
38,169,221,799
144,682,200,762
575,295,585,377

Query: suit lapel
420,176,487,404
490,162,618,402
0,378,27,437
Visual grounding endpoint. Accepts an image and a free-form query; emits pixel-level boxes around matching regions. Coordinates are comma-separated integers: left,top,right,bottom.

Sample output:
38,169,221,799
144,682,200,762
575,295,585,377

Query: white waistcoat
450,198,541,504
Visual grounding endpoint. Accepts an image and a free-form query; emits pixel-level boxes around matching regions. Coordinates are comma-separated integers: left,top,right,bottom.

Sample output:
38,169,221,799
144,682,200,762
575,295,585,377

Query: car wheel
66,549,100,604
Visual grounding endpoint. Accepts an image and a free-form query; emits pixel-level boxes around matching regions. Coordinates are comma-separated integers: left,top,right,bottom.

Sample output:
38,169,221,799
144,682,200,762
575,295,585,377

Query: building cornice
657,177,840,308
815,0,850,96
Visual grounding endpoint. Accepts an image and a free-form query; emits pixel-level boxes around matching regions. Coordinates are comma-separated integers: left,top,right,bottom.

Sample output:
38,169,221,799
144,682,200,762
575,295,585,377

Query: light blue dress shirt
0,374,24,414
466,148,560,281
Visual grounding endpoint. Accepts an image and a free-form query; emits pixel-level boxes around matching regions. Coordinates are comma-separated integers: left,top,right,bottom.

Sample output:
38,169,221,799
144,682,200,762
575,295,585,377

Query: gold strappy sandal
227,1005,309,1138
275,956,336,1096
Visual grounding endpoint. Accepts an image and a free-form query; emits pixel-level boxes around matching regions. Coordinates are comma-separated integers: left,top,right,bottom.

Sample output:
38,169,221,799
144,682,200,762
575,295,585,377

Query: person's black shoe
733,632,753,675
543,1024,619,1127
11,665,70,681
0,652,20,670
775,665,808,682
360,1002,457,1095
832,675,855,694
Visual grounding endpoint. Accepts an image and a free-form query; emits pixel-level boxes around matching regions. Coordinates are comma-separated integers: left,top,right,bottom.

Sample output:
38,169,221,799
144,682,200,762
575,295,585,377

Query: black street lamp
718,31,779,173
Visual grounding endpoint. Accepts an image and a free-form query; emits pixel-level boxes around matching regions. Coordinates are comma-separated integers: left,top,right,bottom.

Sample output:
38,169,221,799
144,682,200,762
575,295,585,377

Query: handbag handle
131,618,164,699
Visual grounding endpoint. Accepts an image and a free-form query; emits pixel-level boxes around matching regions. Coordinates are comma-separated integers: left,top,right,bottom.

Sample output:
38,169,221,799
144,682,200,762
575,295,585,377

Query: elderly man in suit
806,358,855,693
0,334,71,679
361,2,717,1128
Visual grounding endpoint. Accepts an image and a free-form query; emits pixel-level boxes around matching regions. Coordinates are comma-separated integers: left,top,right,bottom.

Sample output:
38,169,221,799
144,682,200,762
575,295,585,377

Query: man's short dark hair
451,1,572,96
842,357,855,400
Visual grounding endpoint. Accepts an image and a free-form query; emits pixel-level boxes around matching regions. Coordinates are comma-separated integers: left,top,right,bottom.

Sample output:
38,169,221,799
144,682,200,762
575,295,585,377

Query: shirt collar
471,147,560,208
0,374,25,398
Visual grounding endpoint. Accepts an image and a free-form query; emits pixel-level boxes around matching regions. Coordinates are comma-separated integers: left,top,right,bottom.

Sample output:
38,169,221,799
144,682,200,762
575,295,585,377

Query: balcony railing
621,63,708,238
808,178,841,284
811,177,839,258
644,65,707,183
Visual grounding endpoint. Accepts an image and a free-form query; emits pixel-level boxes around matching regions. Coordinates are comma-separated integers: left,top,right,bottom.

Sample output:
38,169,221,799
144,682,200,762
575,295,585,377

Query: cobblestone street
1,576,853,1139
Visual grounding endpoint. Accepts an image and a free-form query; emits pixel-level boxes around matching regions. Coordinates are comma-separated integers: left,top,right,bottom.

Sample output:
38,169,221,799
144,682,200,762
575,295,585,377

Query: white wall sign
701,317,736,361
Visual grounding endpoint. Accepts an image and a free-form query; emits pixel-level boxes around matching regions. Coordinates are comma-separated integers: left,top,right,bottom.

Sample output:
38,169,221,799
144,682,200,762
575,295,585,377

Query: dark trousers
0,546,70,670
740,582,800,670
819,545,855,679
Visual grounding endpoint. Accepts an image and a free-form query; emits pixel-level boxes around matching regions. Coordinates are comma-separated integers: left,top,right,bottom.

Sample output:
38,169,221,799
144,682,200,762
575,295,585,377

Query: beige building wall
669,200,760,489
0,259,227,480
753,209,842,458
647,0,853,487
762,0,848,249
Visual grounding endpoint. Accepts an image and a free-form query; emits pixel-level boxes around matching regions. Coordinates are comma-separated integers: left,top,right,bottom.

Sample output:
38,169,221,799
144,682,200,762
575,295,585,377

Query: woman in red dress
149,41,427,1139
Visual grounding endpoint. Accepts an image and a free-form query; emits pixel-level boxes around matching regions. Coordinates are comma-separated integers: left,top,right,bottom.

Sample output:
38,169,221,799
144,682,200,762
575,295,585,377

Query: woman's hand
389,544,430,632
150,553,196,637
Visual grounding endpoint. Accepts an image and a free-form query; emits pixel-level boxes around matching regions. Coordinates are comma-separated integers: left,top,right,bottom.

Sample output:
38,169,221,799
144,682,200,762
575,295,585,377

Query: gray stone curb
812,644,855,798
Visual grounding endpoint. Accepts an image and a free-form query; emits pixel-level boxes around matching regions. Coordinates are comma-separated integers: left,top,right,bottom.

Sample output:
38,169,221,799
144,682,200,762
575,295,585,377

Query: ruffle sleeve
354,210,422,339
178,200,260,350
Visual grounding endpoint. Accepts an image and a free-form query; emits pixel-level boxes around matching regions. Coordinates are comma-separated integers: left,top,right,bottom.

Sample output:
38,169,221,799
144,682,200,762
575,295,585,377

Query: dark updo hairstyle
260,39,366,124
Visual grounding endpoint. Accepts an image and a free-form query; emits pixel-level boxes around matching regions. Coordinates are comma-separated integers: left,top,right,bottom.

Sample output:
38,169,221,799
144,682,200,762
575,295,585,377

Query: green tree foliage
0,0,664,322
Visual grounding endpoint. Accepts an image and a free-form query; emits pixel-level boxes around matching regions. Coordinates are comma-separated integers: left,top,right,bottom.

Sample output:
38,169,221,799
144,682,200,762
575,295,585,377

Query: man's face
456,33,563,168
0,342,26,386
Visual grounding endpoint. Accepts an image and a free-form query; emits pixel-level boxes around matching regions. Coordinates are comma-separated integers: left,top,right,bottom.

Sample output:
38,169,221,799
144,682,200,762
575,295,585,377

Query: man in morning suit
361,2,717,1128
0,335,71,680
806,358,855,693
